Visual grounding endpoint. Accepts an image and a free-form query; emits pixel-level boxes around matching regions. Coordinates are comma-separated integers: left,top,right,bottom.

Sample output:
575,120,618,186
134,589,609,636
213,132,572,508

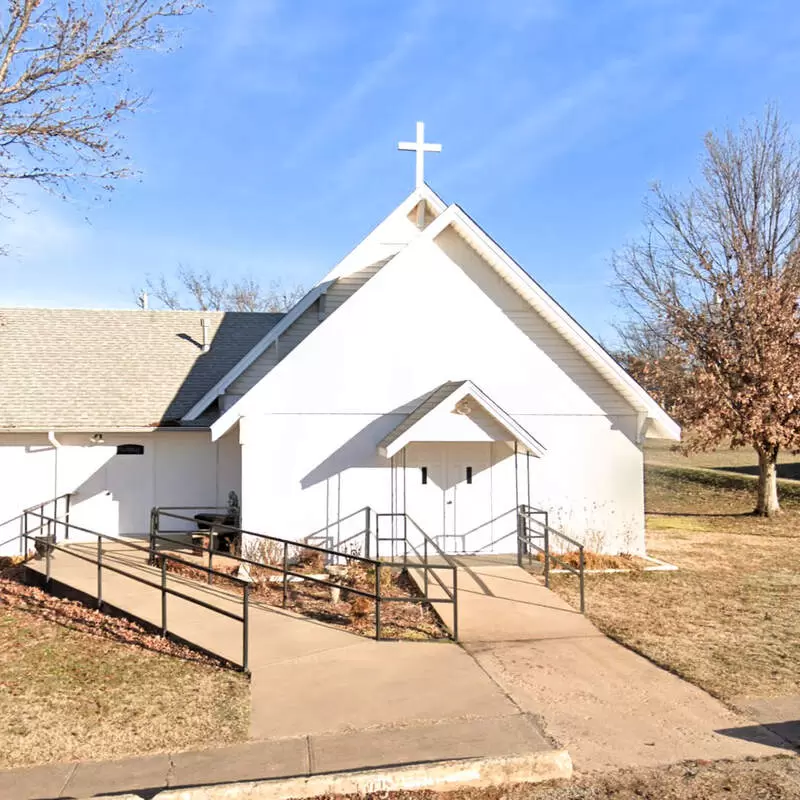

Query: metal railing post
242,584,250,673
452,566,459,642
208,531,213,585
161,556,168,636
45,521,51,585
544,526,550,588
579,546,585,614
375,565,382,641
65,494,71,540
149,508,157,566
403,513,408,567
97,535,103,609
282,541,288,608
364,508,371,559
423,537,429,596
516,508,523,568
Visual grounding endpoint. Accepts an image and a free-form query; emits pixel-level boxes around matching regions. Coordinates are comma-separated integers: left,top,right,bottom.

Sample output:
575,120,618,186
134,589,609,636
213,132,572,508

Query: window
421,467,428,485
466,466,473,484
117,444,144,455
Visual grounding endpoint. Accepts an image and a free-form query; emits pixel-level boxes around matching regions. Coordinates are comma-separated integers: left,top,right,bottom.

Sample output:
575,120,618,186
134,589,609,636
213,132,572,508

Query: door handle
446,500,453,505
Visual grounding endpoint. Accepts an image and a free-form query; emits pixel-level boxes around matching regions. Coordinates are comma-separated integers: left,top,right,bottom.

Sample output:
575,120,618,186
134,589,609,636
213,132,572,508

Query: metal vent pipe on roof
201,318,211,353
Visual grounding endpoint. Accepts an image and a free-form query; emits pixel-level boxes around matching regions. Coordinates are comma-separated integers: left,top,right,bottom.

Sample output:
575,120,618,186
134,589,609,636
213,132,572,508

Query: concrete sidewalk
426,558,792,771
1,714,554,800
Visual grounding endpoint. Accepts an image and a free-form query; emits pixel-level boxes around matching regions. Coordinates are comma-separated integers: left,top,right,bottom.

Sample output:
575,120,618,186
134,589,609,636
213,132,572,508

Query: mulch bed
0,562,226,667
534,550,650,570
157,551,449,640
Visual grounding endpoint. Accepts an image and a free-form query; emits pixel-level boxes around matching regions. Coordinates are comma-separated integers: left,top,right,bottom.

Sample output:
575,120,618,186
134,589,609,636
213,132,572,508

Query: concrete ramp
411,557,790,771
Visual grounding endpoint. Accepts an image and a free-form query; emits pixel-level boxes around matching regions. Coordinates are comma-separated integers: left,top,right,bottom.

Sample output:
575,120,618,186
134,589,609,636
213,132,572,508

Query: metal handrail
518,505,585,613
151,507,458,642
21,510,251,672
373,512,459,642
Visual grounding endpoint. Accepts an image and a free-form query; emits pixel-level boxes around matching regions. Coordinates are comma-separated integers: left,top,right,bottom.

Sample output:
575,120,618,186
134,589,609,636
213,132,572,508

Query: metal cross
398,121,442,189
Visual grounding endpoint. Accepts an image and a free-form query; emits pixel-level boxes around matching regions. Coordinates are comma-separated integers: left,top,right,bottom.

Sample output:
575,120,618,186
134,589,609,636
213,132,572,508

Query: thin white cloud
437,8,713,199
285,0,440,164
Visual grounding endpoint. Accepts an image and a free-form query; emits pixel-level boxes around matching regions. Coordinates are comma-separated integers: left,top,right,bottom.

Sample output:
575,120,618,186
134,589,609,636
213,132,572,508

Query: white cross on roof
398,121,442,189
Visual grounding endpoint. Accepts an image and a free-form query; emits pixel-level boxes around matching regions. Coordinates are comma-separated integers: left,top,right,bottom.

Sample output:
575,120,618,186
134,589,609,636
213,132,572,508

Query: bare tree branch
0,0,199,204
139,267,305,313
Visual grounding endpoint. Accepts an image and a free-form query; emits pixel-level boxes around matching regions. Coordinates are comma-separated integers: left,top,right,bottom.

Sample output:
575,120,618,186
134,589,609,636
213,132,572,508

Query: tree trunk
755,446,781,517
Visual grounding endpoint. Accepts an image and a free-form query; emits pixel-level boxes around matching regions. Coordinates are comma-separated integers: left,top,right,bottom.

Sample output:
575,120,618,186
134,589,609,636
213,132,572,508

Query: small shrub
297,547,325,572
241,537,283,566
350,595,371,619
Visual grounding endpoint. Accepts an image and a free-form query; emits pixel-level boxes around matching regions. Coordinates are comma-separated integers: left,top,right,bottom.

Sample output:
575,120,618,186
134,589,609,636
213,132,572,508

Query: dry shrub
536,550,645,570
241,537,283,566
297,547,325,572
350,595,371,619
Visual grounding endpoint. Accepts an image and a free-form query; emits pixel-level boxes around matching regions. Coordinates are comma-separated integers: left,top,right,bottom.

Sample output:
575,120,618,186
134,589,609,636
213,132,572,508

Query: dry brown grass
0,575,249,769
321,756,800,799
550,464,800,702
535,550,649,570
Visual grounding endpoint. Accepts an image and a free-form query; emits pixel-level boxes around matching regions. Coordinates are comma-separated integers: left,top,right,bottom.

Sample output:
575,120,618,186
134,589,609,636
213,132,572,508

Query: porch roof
378,380,546,459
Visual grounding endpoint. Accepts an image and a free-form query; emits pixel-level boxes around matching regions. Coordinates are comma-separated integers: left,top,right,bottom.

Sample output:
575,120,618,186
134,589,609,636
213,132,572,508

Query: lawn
550,458,800,702
0,568,249,769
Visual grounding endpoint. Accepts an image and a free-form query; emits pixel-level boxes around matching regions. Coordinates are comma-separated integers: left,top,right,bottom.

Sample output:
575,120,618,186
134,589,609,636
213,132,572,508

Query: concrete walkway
22,546,550,766
17,546,793,798
429,558,792,771
1,715,554,800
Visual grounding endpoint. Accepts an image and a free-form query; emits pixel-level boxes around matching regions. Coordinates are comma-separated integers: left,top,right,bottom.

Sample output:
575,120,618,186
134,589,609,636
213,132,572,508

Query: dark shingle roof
0,308,283,430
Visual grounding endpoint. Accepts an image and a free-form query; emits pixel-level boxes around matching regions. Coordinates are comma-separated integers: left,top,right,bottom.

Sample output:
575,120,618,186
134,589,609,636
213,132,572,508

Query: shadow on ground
712,463,800,481
716,721,800,751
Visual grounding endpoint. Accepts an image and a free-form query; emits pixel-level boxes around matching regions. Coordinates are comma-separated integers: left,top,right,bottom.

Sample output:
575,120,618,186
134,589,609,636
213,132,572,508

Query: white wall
0,430,241,555
228,223,647,555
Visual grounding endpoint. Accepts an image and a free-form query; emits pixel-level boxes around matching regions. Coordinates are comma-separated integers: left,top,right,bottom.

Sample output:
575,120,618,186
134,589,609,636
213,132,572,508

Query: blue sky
2,0,800,342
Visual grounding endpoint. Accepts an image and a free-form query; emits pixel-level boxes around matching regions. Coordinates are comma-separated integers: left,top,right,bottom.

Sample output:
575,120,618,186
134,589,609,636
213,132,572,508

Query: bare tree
614,107,800,517
0,0,198,204
140,266,305,312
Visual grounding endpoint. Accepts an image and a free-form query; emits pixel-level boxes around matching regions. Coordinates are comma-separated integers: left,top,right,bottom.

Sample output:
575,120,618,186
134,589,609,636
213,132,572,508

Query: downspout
47,431,61,504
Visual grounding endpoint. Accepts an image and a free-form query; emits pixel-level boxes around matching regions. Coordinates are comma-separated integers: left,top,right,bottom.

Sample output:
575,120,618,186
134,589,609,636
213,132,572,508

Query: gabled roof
181,282,333,421
182,185,448,422
210,189,680,442
378,380,546,458
0,308,282,431
417,204,681,441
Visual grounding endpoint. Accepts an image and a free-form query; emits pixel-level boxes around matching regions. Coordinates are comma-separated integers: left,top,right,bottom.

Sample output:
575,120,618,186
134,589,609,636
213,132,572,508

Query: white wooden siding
437,227,635,416
227,261,386,396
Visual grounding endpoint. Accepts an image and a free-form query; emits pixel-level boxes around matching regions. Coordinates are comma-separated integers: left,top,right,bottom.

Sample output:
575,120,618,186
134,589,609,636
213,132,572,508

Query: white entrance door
404,443,492,553
105,444,154,535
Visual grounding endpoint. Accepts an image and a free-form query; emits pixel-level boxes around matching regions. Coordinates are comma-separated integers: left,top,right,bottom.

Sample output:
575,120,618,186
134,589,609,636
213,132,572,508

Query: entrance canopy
378,380,546,459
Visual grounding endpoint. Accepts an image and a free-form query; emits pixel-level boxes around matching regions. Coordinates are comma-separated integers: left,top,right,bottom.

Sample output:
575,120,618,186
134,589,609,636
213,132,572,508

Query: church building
0,125,679,557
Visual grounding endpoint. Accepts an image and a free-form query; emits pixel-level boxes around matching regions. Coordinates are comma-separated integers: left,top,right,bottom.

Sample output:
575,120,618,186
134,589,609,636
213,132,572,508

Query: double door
404,442,492,552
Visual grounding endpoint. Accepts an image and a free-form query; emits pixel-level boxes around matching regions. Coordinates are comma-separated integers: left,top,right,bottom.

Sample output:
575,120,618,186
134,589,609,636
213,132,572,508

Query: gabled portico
378,381,545,553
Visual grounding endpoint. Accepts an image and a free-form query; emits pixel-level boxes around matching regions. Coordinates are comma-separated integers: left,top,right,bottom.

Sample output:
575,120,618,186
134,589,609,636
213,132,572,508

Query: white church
0,124,679,558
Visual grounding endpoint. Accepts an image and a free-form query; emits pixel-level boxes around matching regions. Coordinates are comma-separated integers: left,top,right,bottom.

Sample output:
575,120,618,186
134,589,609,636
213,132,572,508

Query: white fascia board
440,207,681,441
183,282,332,422
381,380,546,459
316,185,448,285
203,187,450,429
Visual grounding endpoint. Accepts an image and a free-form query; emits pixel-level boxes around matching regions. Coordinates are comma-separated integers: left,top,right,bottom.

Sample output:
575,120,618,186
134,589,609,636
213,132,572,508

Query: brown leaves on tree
614,107,800,517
